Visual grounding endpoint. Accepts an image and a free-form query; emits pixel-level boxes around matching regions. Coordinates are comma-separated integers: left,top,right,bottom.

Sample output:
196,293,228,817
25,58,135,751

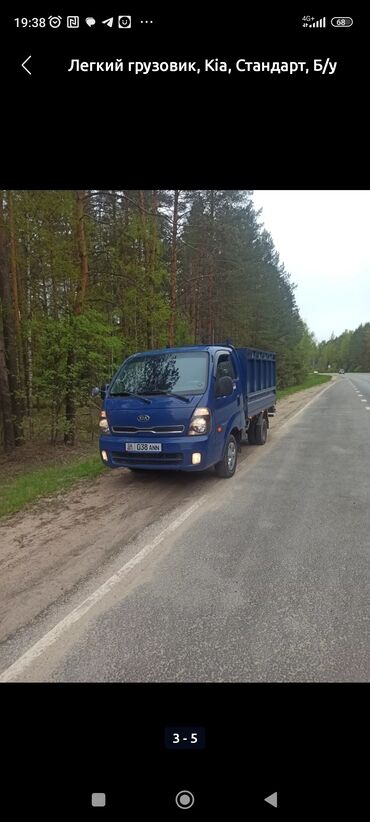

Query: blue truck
93,344,276,479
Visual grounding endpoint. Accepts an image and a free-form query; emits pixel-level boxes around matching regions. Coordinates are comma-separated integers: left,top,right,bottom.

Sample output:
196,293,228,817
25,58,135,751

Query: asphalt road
1,374,369,682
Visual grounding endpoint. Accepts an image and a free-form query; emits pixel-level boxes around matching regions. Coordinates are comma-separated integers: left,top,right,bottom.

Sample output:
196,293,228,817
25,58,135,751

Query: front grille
111,451,184,465
111,425,185,435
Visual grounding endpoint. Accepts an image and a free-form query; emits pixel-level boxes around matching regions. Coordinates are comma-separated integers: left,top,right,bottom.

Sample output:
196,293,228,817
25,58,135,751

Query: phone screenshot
0,6,368,818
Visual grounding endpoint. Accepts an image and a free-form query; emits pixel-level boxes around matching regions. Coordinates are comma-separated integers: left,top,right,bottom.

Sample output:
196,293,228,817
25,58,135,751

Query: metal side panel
245,389,277,418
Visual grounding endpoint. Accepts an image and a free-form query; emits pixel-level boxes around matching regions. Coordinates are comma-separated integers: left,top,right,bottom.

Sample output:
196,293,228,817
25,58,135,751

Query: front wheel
215,434,238,478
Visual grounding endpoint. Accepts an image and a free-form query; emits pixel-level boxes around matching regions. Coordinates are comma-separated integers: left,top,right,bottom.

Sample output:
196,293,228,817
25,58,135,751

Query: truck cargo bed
235,347,277,417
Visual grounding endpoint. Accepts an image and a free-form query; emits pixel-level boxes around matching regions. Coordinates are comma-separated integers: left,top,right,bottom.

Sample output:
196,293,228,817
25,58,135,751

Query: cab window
216,354,236,380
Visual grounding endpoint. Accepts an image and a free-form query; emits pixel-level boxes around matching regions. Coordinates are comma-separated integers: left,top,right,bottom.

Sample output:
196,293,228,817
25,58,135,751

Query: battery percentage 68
331,17,353,27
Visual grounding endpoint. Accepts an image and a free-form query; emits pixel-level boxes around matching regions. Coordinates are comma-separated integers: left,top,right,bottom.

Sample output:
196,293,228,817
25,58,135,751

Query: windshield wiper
109,391,151,404
144,390,190,403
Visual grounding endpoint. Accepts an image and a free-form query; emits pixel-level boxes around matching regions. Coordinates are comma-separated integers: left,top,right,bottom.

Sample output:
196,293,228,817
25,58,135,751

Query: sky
251,190,370,342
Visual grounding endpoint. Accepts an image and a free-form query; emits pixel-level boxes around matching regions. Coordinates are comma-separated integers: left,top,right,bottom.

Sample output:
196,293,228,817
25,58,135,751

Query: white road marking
360,399,367,402
366,407,370,411
0,497,206,682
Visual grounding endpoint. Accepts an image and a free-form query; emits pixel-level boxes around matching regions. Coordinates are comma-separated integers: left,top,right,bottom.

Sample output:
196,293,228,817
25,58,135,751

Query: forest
0,190,368,453
315,324,370,374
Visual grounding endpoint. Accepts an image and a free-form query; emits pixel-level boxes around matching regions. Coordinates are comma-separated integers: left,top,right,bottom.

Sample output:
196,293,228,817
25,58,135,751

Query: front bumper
99,434,212,471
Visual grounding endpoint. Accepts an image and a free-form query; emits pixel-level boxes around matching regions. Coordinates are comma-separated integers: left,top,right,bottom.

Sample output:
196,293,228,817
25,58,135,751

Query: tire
255,417,267,445
215,434,238,478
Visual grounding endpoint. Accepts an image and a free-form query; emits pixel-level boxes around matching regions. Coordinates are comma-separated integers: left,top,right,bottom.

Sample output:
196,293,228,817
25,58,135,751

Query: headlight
188,407,211,435
99,411,110,433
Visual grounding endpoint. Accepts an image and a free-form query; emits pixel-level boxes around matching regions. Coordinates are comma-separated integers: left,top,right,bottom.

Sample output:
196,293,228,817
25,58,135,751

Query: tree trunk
149,190,158,348
64,191,89,445
25,238,33,437
168,190,179,346
207,190,215,343
0,192,23,445
75,190,89,316
8,191,27,417
0,308,15,449
64,345,76,445
138,191,151,349
124,193,129,229
7,192,21,342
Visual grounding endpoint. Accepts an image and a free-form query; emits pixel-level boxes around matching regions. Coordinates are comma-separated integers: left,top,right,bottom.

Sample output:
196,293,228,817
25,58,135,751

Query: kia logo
137,415,150,422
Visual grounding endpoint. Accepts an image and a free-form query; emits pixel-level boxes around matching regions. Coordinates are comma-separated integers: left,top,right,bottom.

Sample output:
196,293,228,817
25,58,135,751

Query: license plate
125,442,162,452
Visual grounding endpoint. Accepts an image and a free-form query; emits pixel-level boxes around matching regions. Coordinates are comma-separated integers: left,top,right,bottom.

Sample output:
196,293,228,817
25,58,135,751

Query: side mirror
215,375,234,398
91,383,110,399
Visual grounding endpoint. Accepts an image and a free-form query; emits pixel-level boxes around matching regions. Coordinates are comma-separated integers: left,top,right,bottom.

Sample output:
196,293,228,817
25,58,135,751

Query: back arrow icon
22,55,32,75
264,792,278,808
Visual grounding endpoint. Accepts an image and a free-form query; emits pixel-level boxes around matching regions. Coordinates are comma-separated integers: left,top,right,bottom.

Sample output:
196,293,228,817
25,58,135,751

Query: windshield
110,351,209,396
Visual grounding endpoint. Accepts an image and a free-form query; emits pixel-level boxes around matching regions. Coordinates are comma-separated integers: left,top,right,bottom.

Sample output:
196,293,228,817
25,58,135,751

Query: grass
0,455,105,518
277,373,332,400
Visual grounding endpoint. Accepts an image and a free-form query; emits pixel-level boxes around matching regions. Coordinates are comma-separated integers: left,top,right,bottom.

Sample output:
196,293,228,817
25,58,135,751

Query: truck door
212,351,241,459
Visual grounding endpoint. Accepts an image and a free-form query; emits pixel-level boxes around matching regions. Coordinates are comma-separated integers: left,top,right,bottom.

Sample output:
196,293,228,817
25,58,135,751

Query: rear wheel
215,434,238,478
255,417,267,445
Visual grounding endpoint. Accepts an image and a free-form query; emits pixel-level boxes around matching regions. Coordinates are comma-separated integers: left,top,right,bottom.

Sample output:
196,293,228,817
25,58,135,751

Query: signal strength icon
308,17,326,27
